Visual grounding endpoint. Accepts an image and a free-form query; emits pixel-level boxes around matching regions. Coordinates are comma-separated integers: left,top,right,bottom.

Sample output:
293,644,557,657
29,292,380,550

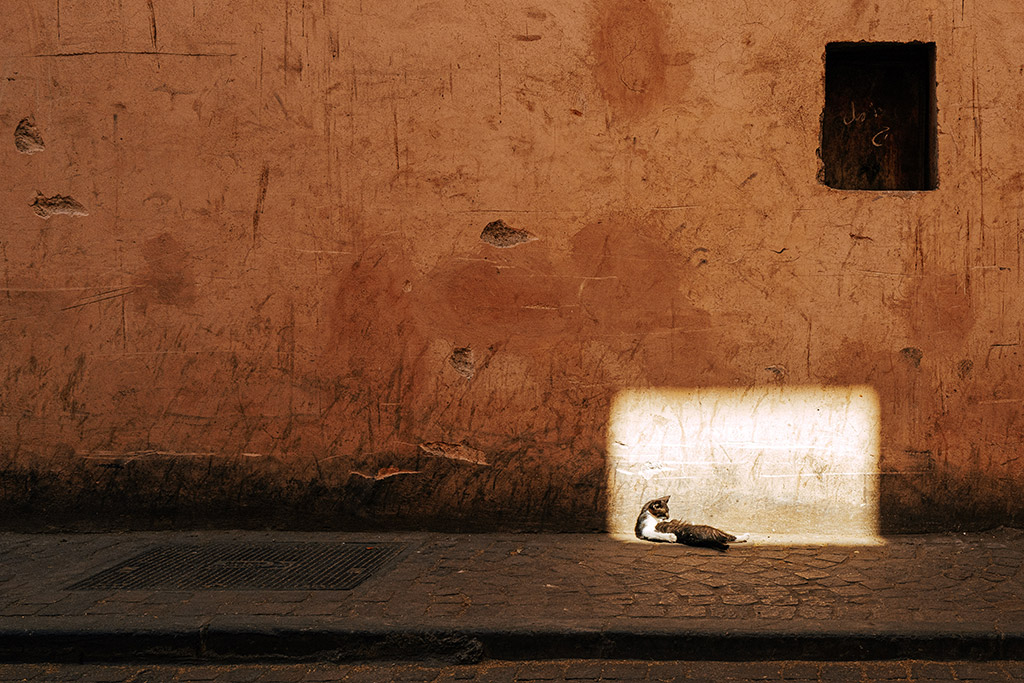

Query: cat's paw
731,533,750,543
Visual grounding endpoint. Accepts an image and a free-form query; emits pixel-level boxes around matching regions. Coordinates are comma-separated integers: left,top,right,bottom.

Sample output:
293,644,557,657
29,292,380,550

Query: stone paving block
770,576,808,587
562,661,603,680
208,668,263,682
817,662,864,682
908,662,955,680
0,603,41,616
703,577,732,588
513,662,566,681
688,661,780,680
794,571,829,581
339,666,399,683
393,665,445,681
623,604,666,618
600,661,649,680
36,668,85,682
951,661,1012,680
253,666,308,682
299,667,354,682
248,603,297,616
721,595,759,606
753,605,797,619
0,664,44,681
646,662,692,681
795,605,833,618
77,666,137,682
1001,661,1024,679
474,664,518,683
289,600,344,616
860,663,909,679
142,592,194,605
778,662,819,680
174,665,223,681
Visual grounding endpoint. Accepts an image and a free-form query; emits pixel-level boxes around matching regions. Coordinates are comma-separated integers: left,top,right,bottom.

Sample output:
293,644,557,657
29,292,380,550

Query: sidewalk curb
0,619,1020,664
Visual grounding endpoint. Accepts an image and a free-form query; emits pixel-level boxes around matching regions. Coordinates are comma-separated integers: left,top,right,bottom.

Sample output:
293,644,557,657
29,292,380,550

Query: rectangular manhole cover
69,542,406,591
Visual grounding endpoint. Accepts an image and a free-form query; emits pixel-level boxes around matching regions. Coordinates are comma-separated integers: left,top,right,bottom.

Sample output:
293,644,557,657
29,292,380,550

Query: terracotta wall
0,0,1021,532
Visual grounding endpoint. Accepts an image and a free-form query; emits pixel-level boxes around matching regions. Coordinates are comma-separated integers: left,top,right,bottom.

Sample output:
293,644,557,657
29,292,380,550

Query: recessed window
821,42,937,191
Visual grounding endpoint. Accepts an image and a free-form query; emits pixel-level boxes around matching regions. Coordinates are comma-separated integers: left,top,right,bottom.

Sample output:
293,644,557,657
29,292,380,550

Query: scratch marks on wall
58,353,86,413
252,164,270,242
284,0,290,84
30,193,87,218
146,0,158,48
419,441,490,466
61,286,136,312
480,219,536,247
14,118,44,153
971,40,987,263
25,51,236,58
392,103,400,171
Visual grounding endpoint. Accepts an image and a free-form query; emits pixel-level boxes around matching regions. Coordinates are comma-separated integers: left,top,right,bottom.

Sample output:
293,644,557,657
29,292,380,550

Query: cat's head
641,495,670,519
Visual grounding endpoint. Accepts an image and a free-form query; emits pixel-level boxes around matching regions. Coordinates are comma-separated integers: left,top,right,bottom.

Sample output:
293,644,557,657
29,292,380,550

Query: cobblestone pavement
1,660,1024,682
2,529,1024,662
1,528,1022,626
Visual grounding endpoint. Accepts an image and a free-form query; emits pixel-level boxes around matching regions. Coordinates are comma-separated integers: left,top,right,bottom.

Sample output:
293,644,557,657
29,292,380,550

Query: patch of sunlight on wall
607,386,882,545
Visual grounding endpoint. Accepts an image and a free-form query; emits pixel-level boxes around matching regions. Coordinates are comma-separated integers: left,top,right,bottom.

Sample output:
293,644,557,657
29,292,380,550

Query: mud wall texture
0,0,1020,532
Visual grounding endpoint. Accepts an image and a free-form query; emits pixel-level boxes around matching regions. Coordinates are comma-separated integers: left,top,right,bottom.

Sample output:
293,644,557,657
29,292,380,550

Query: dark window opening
821,42,936,191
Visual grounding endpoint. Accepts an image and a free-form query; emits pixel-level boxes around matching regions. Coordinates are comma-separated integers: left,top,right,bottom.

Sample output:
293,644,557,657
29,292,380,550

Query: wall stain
897,274,973,347
132,233,197,309
591,0,670,120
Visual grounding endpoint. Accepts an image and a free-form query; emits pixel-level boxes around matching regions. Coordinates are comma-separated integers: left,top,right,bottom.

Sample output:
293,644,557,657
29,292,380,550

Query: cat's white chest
639,512,677,543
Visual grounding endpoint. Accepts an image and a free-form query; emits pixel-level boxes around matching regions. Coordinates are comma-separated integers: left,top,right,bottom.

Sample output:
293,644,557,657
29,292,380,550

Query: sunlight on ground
607,386,882,545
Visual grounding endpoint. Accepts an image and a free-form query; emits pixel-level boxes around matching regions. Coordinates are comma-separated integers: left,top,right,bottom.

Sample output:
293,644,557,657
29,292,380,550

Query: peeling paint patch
351,467,422,481
31,193,87,218
900,347,923,368
957,359,974,378
14,118,44,153
419,442,490,466
450,346,474,379
480,219,536,248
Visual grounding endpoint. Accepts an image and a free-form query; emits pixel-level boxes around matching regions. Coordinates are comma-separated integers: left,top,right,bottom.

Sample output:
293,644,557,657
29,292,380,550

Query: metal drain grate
69,542,406,591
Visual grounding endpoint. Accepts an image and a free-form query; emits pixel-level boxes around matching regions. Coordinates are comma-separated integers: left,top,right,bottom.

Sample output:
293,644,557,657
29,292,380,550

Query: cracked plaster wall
0,0,1020,532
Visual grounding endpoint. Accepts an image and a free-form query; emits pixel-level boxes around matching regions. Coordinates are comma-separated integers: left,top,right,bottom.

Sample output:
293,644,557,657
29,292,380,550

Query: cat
635,495,748,550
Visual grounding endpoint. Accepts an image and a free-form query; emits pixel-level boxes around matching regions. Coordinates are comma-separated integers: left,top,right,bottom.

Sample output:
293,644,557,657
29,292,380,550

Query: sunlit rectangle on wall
607,386,881,544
